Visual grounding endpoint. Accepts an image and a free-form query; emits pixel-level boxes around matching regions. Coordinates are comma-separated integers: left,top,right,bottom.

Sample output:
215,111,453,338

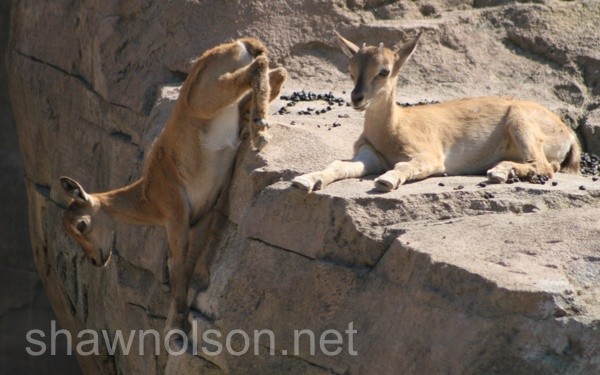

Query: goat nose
351,90,364,104
91,258,97,266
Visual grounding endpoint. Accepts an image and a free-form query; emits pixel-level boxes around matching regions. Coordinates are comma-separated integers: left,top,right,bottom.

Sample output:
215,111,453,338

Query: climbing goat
292,32,580,192
61,38,286,333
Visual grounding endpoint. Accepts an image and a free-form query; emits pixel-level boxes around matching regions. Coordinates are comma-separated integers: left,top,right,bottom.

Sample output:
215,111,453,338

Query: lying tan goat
292,32,580,192
61,38,286,333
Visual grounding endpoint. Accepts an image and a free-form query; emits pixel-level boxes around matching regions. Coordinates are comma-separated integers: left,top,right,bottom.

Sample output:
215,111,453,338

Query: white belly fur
188,104,241,215
202,103,240,151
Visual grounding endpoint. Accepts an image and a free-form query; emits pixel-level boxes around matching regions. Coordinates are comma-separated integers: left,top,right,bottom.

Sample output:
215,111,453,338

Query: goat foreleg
374,155,444,191
248,56,271,151
292,144,386,192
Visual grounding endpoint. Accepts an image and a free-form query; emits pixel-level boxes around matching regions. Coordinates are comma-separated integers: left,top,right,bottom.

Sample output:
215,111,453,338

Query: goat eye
77,221,87,233
379,69,390,77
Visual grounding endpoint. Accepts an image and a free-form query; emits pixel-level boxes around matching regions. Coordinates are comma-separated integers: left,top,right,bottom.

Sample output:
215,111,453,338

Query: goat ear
394,31,422,73
60,177,90,205
334,31,359,58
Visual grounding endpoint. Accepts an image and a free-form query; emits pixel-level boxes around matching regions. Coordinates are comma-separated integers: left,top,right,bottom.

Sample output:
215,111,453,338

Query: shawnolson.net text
26,320,359,357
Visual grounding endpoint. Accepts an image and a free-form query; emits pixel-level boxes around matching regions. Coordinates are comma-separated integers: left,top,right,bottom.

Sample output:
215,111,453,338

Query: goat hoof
487,171,507,183
291,176,314,192
255,118,269,128
253,133,271,151
374,177,395,192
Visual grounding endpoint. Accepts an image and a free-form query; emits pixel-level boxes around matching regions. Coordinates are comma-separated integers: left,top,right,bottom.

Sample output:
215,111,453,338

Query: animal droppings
517,173,551,185
581,153,600,176
278,91,347,117
397,99,441,107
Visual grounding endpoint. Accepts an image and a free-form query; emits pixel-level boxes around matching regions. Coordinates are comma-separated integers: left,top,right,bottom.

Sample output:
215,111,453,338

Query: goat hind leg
165,254,191,335
187,211,216,294
165,210,222,335
164,214,192,335
487,160,555,183
487,161,525,183
490,107,555,182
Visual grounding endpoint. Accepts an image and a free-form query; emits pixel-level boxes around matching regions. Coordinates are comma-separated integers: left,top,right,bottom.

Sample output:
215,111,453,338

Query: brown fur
61,38,287,334
292,32,580,193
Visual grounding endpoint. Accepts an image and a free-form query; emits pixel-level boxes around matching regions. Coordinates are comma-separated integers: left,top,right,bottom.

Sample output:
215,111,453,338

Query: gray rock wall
0,0,79,372
5,0,600,373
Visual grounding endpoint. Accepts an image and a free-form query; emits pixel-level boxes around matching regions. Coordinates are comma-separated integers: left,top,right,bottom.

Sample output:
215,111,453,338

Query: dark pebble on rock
579,185,586,190
438,182,445,187
478,182,487,188
552,181,558,186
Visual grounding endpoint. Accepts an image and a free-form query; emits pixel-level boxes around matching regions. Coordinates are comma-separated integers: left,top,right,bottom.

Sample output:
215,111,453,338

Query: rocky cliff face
6,0,600,373
0,0,79,373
